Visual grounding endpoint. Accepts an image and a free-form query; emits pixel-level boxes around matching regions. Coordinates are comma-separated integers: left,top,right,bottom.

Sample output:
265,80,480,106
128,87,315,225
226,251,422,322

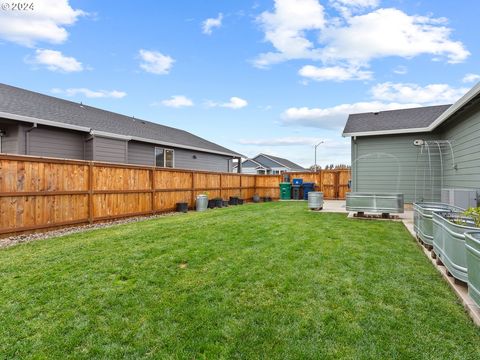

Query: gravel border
0,212,178,249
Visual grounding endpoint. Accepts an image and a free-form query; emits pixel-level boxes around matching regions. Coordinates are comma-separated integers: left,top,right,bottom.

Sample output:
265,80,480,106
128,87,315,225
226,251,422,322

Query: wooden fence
0,154,350,236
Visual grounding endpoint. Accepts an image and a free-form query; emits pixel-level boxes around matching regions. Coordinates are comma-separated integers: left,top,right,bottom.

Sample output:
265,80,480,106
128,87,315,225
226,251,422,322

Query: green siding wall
351,102,480,203
352,133,439,203
441,107,480,190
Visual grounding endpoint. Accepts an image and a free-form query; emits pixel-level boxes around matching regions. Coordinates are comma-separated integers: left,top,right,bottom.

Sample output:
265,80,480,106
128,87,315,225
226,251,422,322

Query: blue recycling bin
292,178,303,186
303,182,315,200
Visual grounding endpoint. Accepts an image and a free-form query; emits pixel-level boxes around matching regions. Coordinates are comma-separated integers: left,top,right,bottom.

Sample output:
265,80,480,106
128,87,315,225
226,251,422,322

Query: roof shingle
342,104,451,136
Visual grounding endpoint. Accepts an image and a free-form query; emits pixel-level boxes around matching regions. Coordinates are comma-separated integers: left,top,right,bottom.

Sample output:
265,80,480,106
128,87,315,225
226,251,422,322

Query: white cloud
280,79,470,129
202,13,223,35
462,73,480,84
254,2,469,78
299,64,371,81
138,49,174,75
281,101,423,129
158,95,194,108
0,0,86,46
254,0,325,68
393,65,408,75
51,88,126,98
239,136,326,146
207,97,248,109
30,49,83,72
223,97,248,109
320,9,469,65
371,82,468,104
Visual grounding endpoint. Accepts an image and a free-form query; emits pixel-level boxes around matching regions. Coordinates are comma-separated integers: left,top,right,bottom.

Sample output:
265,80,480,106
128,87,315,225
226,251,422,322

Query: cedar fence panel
255,175,282,198
321,171,337,199
337,170,350,199
0,154,350,236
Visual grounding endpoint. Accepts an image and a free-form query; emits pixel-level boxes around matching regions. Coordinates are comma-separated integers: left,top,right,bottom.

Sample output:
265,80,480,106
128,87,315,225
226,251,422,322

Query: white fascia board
428,82,480,131
90,130,131,140
342,127,430,137
0,111,91,132
243,158,263,167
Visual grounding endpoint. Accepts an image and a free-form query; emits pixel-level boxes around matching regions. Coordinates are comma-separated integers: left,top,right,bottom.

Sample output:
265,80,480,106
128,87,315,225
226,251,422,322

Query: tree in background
308,164,351,171
308,165,322,172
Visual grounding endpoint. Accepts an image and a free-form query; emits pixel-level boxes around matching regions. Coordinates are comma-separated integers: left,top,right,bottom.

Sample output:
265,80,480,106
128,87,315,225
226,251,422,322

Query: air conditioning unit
441,188,478,210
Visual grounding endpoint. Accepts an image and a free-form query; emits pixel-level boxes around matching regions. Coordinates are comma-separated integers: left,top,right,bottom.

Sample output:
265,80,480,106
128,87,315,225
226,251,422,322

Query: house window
155,147,174,168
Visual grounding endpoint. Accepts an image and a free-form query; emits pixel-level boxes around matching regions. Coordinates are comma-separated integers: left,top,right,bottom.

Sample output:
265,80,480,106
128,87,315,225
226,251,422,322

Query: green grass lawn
1,202,480,359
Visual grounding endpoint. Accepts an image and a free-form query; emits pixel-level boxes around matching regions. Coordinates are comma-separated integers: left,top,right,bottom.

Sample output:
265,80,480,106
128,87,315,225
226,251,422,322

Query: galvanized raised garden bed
413,202,463,246
346,193,404,214
432,211,477,282
465,231,480,307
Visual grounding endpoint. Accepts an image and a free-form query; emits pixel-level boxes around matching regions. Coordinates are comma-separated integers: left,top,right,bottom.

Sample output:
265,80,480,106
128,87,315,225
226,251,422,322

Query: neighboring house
234,153,306,174
0,83,242,172
343,82,480,203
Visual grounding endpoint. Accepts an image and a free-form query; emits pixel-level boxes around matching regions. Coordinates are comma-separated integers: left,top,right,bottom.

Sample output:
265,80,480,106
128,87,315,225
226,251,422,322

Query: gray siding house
0,83,242,172
233,153,306,174
343,82,480,204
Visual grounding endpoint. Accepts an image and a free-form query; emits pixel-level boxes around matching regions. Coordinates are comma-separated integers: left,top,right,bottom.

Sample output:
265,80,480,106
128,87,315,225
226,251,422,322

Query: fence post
239,175,242,199
335,170,340,199
191,172,195,208
151,167,156,214
220,174,223,200
88,162,93,224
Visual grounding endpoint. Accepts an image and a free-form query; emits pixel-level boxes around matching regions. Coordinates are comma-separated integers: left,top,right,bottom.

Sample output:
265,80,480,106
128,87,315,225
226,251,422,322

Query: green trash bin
279,182,291,200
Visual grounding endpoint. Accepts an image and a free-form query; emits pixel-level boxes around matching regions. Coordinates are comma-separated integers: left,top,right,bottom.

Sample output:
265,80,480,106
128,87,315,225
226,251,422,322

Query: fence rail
0,154,350,236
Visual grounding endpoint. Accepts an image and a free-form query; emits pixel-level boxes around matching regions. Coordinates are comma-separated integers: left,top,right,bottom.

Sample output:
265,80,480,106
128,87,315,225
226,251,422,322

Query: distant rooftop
236,153,306,171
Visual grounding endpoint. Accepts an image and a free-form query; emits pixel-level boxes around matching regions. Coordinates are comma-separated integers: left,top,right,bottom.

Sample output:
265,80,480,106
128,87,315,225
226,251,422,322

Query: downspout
25,123,37,155
353,136,357,192
0,129,5,153
84,133,94,160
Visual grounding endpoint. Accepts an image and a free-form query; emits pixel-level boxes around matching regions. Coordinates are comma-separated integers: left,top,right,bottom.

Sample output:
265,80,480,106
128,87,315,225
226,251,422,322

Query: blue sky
0,0,479,167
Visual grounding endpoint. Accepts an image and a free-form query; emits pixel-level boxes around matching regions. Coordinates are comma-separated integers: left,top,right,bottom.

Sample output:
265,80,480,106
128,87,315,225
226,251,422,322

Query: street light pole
314,141,324,172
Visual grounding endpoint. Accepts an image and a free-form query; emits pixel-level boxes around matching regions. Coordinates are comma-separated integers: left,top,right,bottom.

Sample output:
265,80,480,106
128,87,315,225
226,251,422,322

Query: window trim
154,147,175,168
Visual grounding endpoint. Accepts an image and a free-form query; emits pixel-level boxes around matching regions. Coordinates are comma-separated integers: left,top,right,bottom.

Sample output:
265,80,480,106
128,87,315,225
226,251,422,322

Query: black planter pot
238,199,244,205
222,200,229,207
208,199,216,209
229,196,239,205
262,197,268,202
176,202,188,213
266,197,272,202
214,198,223,208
